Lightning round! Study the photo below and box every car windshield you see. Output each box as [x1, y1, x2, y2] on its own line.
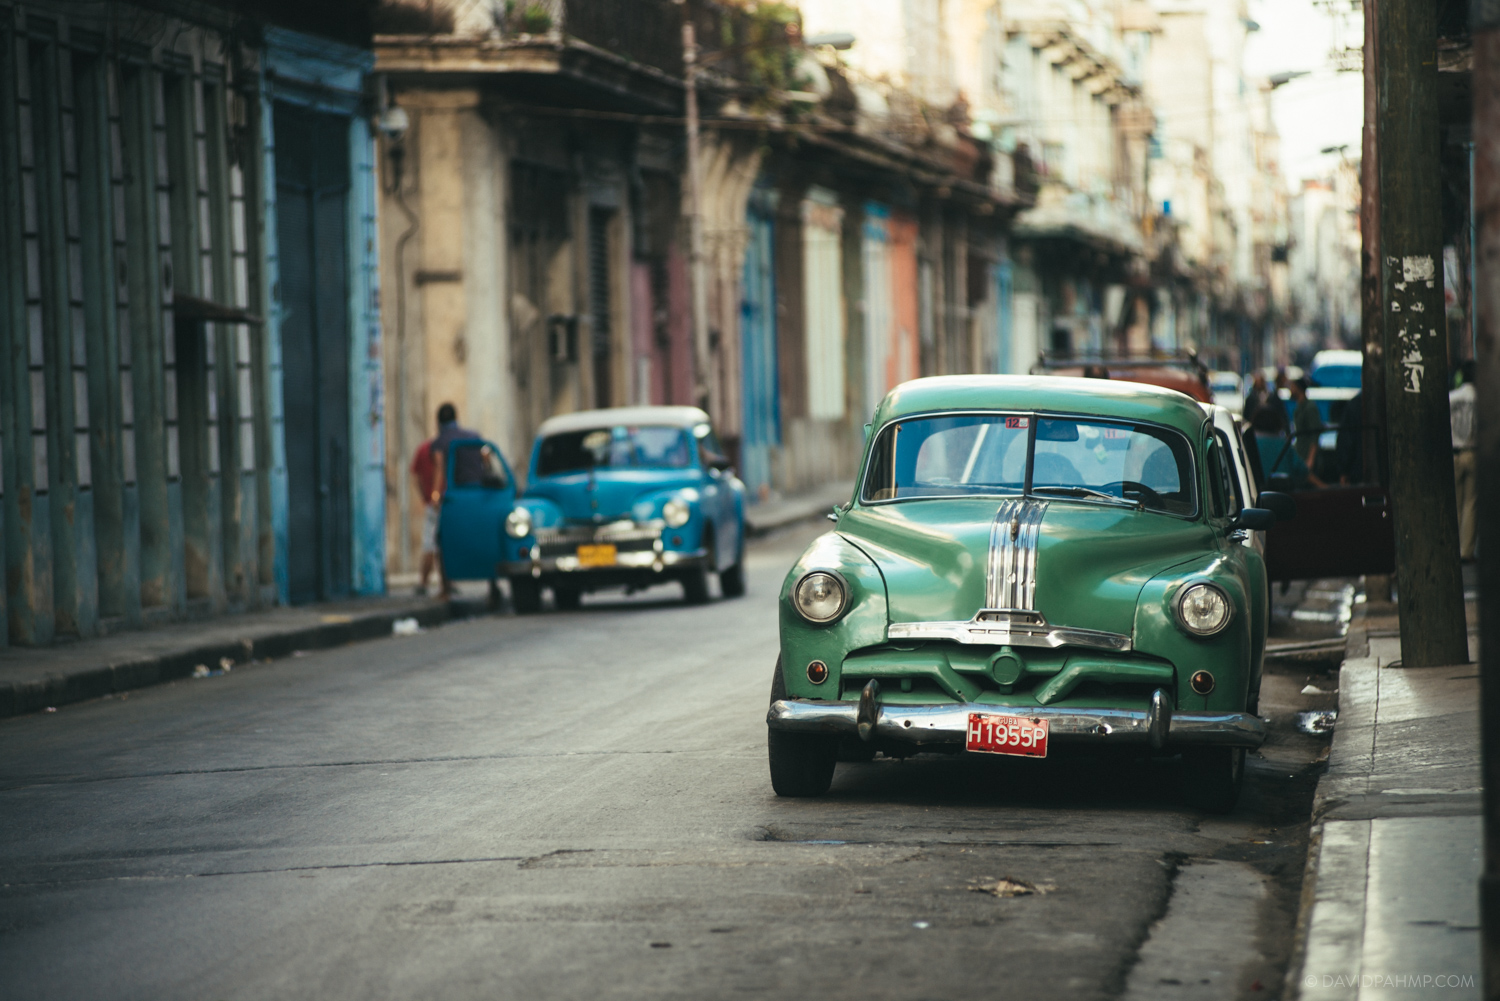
[537, 425, 693, 476]
[861, 413, 1197, 516]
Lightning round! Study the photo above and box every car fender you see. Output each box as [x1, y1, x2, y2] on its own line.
[1133, 552, 1253, 713]
[778, 532, 889, 700]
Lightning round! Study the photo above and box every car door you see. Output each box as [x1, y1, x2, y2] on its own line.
[438, 439, 517, 582]
[1264, 483, 1394, 581]
[1256, 408, 1396, 581]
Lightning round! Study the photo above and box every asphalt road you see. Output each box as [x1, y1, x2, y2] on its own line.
[0, 524, 1340, 1001]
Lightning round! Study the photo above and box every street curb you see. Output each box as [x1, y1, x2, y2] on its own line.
[0, 599, 482, 720]
[744, 482, 854, 537]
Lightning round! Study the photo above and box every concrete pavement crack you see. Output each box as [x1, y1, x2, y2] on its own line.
[1, 855, 530, 888]
[0, 749, 692, 790]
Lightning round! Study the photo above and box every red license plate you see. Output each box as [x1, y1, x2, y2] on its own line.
[966, 712, 1049, 757]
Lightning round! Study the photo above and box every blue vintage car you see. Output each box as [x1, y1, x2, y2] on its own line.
[501, 406, 748, 611]
[436, 438, 527, 604]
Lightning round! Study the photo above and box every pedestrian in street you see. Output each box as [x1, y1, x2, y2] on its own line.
[1289, 377, 1321, 471]
[1243, 371, 1272, 425]
[410, 429, 446, 597]
[1252, 404, 1323, 489]
[1451, 361, 1477, 561]
[429, 405, 485, 601]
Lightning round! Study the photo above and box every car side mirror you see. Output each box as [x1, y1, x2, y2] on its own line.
[1230, 507, 1276, 531]
[1256, 490, 1295, 522]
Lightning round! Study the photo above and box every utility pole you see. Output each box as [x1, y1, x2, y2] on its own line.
[1470, 1, 1500, 992]
[1359, 0, 1385, 489]
[1374, 0, 1468, 667]
[677, 0, 712, 412]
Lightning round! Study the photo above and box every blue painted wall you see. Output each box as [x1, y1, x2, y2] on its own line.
[259, 29, 385, 603]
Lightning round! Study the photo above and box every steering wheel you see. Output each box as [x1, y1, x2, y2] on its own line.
[1103, 480, 1164, 506]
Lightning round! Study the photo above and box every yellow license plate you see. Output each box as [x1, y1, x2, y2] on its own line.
[576, 544, 617, 567]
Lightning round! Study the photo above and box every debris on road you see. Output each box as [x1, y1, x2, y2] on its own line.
[193, 664, 210, 678]
[392, 617, 423, 636]
[1300, 684, 1332, 694]
[1296, 711, 1337, 734]
[969, 877, 1056, 898]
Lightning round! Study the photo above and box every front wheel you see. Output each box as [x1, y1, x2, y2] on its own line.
[768, 729, 838, 797]
[719, 554, 746, 598]
[510, 576, 542, 614]
[681, 567, 711, 604]
[1180, 746, 1246, 814]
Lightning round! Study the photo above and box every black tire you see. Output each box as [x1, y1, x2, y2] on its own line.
[487, 578, 502, 612]
[1181, 746, 1246, 814]
[719, 554, 746, 598]
[553, 585, 582, 611]
[769, 729, 838, 797]
[681, 567, 711, 604]
[510, 576, 542, 614]
[767, 658, 838, 796]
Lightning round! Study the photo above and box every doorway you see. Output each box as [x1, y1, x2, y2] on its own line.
[273, 103, 351, 604]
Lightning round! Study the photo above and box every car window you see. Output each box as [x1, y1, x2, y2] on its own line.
[1213, 431, 1244, 513]
[863, 415, 1029, 501]
[694, 423, 729, 469]
[1032, 418, 1195, 515]
[537, 425, 693, 476]
[861, 413, 1196, 516]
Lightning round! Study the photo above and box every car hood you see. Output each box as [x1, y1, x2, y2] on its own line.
[525, 468, 701, 523]
[838, 498, 1214, 635]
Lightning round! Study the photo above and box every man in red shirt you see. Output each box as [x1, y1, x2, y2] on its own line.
[409, 433, 445, 596]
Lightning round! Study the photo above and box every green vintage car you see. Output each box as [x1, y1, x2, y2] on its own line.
[767, 375, 1280, 812]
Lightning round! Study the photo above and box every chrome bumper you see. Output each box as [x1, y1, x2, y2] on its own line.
[498, 547, 707, 578]
[766, 697, 1266, 749]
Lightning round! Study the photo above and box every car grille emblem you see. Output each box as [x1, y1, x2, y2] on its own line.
[987, 498, 1047, 610]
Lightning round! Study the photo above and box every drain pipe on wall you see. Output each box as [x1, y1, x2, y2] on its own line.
[377, 78, 419, 575]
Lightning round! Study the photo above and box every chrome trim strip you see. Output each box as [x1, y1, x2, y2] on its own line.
[987, 498, 1047, 609]
[505, 549, 708, 575]
[886, 611, 1132, 652]
[767, 699, 1266, 748]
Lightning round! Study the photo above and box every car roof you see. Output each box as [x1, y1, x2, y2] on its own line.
[536, 405, 710, 437]
[1312, 349, 1363, 369]
[876, 375, 1210, 438]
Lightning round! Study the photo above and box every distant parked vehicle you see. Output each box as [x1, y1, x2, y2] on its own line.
[1031, 351, 1214, 403]
[503, 406, 747, 612]
[1209, 371, 1243, 413]
[1279, 350, 1362, 450]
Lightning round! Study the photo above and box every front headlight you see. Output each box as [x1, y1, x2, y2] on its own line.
[662, 497, 691, 528]
[1175, 582, 1232, 636]
[792, 570, 849, 624]
[505, 507, 533, 539]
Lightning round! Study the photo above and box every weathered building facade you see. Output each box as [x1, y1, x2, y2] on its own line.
[375, 0, 1031, 577]
[0, 1, 386, 647]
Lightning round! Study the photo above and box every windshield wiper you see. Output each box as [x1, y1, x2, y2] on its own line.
[1029, 485, 1143, 511]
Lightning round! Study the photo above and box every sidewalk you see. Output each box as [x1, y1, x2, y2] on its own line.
[1, 481, 849, 720]
[1290, 583, 1481, 999]
[744, 480, 853, 536]
[0, 590, 486, 720]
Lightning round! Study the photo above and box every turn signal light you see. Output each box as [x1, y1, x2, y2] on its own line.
[806, 660, 829, 684]
[1190, 670, 1215, 695]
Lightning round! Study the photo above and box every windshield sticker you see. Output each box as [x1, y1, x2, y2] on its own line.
[1005, 416, 1029, 429]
